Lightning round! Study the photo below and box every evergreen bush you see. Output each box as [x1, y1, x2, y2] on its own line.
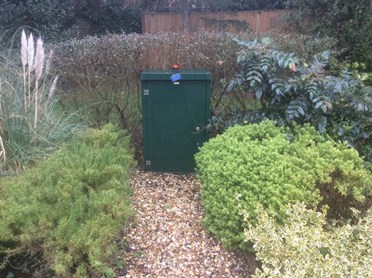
[285, 0, 372, 67]
[0, 124, 134, 277]
[0, 0, 141, 46]
[195, 121, 371, 249]
[219, 38, 372, 163]
[81, 0, 141, 35]
[0, 0, 78, 45]
[245, 203, 372, 277]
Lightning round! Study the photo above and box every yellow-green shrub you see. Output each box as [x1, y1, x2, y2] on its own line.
[195, 121, 371, 249]
[0, 124, 134, 277]
[245, 203, 372, 277]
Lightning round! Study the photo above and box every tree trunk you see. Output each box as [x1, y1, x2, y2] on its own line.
[180, 0, 189, 32]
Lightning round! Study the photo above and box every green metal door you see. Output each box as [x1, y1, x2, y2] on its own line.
[141, 70, 211, 173]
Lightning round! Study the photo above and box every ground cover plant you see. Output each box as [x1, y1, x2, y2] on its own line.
[245, 203, 372, 277]
[195, 121, 371, 249]
[0, 124, 134, 277]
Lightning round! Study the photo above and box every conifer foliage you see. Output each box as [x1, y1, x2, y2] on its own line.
[196, 121, 371, 249]
[0, 124, 134, 277]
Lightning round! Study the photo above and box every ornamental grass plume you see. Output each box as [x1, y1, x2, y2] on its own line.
[34, 36, 45, 127]
[20, 30, 46, 127]
[21, 30, 28, 107]
[45, 49, 53, 75]
[27, 33, 34, 105]
[21, 30, 28, 67]
[27, 33, 34, 69]
[46, 75, 59, 107]
[35, 37, 45, 80]
[0, 135, 5, 163]
[0, 81, 5, 163]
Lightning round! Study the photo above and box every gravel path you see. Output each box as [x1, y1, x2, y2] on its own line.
[120, 170, 258, 277]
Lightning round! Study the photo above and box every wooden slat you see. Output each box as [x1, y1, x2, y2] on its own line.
[75, 17, 92, 36]
[142, 10, 287, 34]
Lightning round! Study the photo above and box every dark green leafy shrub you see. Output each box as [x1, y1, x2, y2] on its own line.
[219, 38, 372, 163]
[0, 0, 78, 45]
[0, 124, 134, 277]
[285, 0, 372, 67]
[257, 32, 338, 60]
[81, 0, 141, 35]
[195, 121, 371, 249]
[0, 0, 141, 46]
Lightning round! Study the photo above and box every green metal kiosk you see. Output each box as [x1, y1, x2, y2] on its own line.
[141, 70, 212, 173]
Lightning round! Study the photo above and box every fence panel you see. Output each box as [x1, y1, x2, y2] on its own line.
[142, 10, 287, 34]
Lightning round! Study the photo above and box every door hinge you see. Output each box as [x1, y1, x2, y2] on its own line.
[143, 89, 150, 96]
[145, 160, 151, 166]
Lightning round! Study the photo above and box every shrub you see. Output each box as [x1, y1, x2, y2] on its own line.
[244, 203, 372, 277]
[256, 32, 338, 60]
[195, 121, 371, 249]
[51, 31, 250, 156]
[0, 124, 134, 277]
[285, 0, 372, 67]
[80, 0, 141, 35]
[52, 31, 248, 104]
[220, 38, 372, 161]
[0, 0, 78, 45]
[0, 0, 141, 46]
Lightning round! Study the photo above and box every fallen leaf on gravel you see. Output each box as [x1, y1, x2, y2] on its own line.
[118, 170, 258, 277]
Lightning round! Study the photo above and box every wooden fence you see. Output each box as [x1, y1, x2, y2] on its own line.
[141, 10, 287, 34]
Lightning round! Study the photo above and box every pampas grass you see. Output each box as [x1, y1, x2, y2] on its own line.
[34, 36, 45, 127]
[0, 135, 5, 163]
[21, 31, 46, 127]
[21, 30, 28, 108]
[0, 30, 84, 173]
